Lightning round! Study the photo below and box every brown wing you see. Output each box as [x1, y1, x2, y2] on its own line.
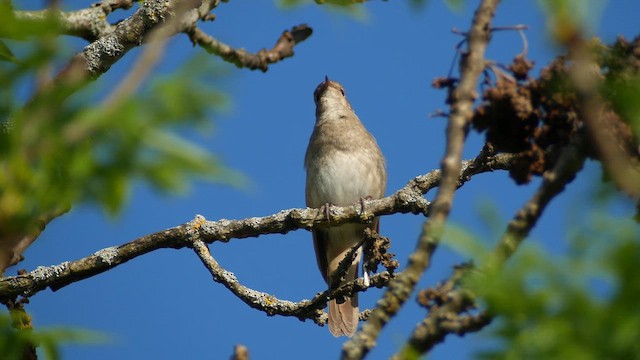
[312, 228, 329, 284]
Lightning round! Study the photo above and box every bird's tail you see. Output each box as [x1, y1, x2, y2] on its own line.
[328, 249, 360, 337]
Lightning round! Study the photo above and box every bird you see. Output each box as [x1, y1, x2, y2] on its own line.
[304, 77, 386, 337]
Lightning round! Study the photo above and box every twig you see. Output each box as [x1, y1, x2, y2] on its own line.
[517, 27, 528, 56]
[495, 133, 587, 259]
[341, 1, 501, 359]
[392, 287, 491, 359]
[192, 236, 393, 324]
[187, 24, 313, 72]
[394, 132, 586, 358]
[328, 239, 366, 293]
[491, 24, 528, 32]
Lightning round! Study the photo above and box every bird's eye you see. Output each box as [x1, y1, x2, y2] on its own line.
[340, 89, 345, 96]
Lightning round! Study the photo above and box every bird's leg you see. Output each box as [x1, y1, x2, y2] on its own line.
[358, 196, 372, 216]
[321, 202, 332, 225]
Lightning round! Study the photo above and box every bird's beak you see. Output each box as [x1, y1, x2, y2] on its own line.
[324, 75, 330, 83]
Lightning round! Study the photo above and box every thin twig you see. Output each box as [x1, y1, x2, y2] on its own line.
[394, 133, 586, 358]
[192, 236, 393, 324]
[187, 24, 313, 72]
[495, 135, 587, 260]
[392, 286, 491, 359]
[341, 1, 501, 358]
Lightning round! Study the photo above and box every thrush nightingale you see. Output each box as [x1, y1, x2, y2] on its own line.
[304, 77, 387, 337]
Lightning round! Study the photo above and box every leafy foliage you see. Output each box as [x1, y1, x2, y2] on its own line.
[276, 0, 368, 18]
[445, 202, 640, 359]
[0, 312, 106, 360]
[0, 28, 237, 242]
[0, 7, 240, 356]
[538, 0, 607, 43]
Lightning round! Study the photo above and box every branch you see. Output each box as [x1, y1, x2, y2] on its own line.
[494, 134, 587, 260]
[192, 238, 393, 324]
[1, 1, 195, 273]
[8, 0, 312, 102]
[0, 206, 70, 274]
[10, 0, 134, 41]
[58, 1, 197, 82]
[569, 41, 640, 198]
[13, 0, 188, 116]
[0, 152, 516, 301]
[187, 24, 313, 72]
[341, 1, 500, 358]
[395, 132, 587, 358]
[3, 0, 313, 271]
[392, 264, 492, 360]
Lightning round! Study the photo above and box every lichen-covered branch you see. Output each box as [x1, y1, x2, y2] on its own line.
[191, 238, 394, 324]
[30, 0, 310, 99]
[395, 132, 587, 359]
[187, 24, 313, 72]
[341, 1, 500, 359]
[11, 0, 134, 41]
[392, 264, 492, 360]
[60, 0, 196, 81]
[2, 0, 314, 274]
[0, 152, 515, 302]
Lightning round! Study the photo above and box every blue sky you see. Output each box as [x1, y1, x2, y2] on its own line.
[15, 1, 640, 359]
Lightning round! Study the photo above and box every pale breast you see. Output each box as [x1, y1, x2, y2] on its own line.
[306, 148, 384, 207]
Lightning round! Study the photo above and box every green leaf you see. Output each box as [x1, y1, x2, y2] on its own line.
[1, 47, 239, 234]
[465, 212, 640, 359]
[276, 0, 368, 19]
[0, 313, 108, 360]
[444, 0, 464, 12]
[0, 40, 18, 63]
